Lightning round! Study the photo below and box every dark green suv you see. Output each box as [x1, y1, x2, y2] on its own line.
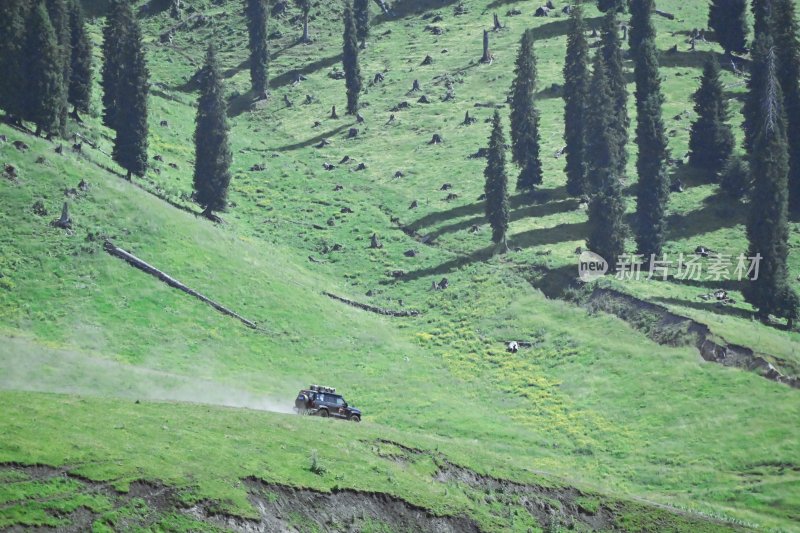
[294, 385, 362, 422]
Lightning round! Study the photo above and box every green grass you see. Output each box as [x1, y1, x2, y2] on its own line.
[1, 0, 800, 530]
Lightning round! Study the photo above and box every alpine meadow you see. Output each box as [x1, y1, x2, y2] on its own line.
[1, 0, 800, 531]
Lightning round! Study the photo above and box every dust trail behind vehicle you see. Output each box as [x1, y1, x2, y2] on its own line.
[0, 336, 297, 414]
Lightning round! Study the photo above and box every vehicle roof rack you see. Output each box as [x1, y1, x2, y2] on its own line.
[309, 384, 336, 393]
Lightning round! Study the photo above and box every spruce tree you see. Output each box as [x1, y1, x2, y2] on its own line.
[485, 111, 510, 251]
[246, 0, 269, 99]
[600, 9, 629, 178]
[0, 0, 29, 122]
[688, 57, 734, 174]
[744, 34, 773, 155]
[354, 0, 369, 49]
[101, 1, 127, 128]
[112, 11, 148, 179]
[46, 0, 71, 135]
[23, 1, 64, 137]
[563, 2, 591, 197]
[294, 0, 311, 43]
[67, 0, 92, 118]
[708, 0, 748, 55]
[752, 0, 773, 42]
[342, 0, 362, 115]
[194, 45, 232, 220]
[509, 30, 542, 191]
[586, 52, 626, 270]
[772, 0, 800, 213]
[631, 0, 669, 261]
[742, 45, 799, 323]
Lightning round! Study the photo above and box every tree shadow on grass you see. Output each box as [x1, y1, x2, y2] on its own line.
[373, 0, 460, 24]
[659, 49, 750, 73]
[384, 246, 495, 284]
[272, 124, 353, 152]
[649, 295, 755, 321]
[529, 16, 603, 41]
[666, 192, 745, 241]
[408, 185, 569, 232]
[269, 53, 343, 89]
[422, 198, 580, 241]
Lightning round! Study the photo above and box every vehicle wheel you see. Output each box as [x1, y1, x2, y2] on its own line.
[319, 409, 329, 418]
[349, 415, 360, 422]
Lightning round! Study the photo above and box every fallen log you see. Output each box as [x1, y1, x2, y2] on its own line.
[103, 240, 258, 329]
[654, 9, 675, 20]
[323, 291, 420, 317]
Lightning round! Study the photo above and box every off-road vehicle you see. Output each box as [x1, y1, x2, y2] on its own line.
[294, 385, 361, 422]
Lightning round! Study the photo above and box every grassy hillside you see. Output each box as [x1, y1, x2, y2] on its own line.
[1, 0, 799, 530]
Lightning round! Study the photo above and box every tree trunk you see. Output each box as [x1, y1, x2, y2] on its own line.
[302, 10, 310, 42]
[493, 13, 502, 31]
[126, 169, 132, 181]
[481, 30, 492, 63]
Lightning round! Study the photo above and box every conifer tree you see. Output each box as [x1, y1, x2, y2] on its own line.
[752, 0, 773, 42]
[485, 111, 510, 251]
[112, 11, 148, 179]
[0, 0, 29, 122]
[688, 57, 734, 174]
[101, 1, 128, 128]
[772, 0, 800, 213]
[246, 0, 269, 99]
[742, 45, 799, 323]
[509, 30, 542, 191]
[600, 9, 629, 178]
[67, 0, 92, 119]
[354, 0, 369, 49]
[46, 0, 71, 135]
[708, 0, 748, 55]
[342, 0, 362, 114]
[585, 52, 626, 270]
[294, 0, 311, 43]
[194, 44, 232, 220]
[563, 2, 591, 197]
[630, 0, 669, 261]
[744, 33, 773, 154]
[23, 1, 64, 137]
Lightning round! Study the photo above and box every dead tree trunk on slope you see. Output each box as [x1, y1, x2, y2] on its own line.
[481, 30, 493, 64]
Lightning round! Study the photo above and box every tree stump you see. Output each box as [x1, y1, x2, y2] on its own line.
[356, 113, 365, 123]
[283, 94, 293, 107]
[370, 233, 383, 248]
[463, 111, 476, 125]
[421, 55, 433, 65]
[373, 72, 385, 83]
[52, 202, 72, 229]
[481, 30, 493, 63]
[429, 134, 443, 144]
[493, 13, 502, 30]
[411, 79, 421, 91]
[330, 105, 339, 119]
[348, 128, 359, 138]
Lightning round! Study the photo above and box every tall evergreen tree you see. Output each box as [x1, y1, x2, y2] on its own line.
[563, 2, 591, 197]
[194, 45, 232, 220]
[509, 30, 542, 191]
[354, 0, 369, 48]
[342, 0, 362, 114]
[742, 45, 799, 323]
[630, 0, 669, 261]
[67, 0, 92, 118]
[744, 33, 773, 154]
[23, 1, 64, 136]
[752, 0, 773, 42]
[600, 9, 629, 178]
[46, 0, 70, 135]
[112, 11, 148, 179]
[0, 0, 30, 122]
[772, 0, 800, 213]
[708, 0, 748, 55]
[294, 0, 311, 43]
[485, 111, 510, 251]
[688, 57, 734, 173]
[245, 0, 269, 99]
[586, 52, 626, 270]
[101, 0, 128, 128]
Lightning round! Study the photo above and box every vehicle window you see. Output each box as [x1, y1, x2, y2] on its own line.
[317, 394, 325, 403]
[335, 397, 344, 406]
